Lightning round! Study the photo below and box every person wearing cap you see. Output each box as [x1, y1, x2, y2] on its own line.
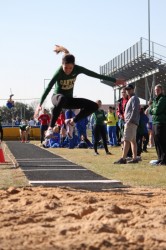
[114, 84, 140, 164]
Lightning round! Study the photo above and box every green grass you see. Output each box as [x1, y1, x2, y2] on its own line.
[0, 165, 29, 189]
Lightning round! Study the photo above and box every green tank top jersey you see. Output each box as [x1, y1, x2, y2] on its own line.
[40, 65, 116, 105]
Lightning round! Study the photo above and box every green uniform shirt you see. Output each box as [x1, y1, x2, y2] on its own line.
[40, 65, 116, 105]
[19, 124, 27, 131]
[93, 109, 107, 125]
[150, 94, 166, 124]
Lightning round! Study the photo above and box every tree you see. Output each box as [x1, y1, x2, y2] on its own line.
[0, 102, 35, 124]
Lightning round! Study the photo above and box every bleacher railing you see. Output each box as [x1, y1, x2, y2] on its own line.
[100, 37, 166, 76]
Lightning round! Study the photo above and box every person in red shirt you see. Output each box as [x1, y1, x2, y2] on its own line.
[56, 110, 65, 131]
[38, 109, 50, 144]
[116, 88, 129, 142]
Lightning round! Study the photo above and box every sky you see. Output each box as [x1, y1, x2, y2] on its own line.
[1, 0, 166, 109]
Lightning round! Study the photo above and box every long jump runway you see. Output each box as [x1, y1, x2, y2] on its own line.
[6, 141, 124, 191]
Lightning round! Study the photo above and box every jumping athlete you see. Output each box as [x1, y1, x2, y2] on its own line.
[35, 45, 125, 138]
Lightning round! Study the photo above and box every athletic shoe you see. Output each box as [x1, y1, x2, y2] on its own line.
[149, 160, 160, 166]
[136, 156, 142, 161]
[45, 128, 53, 139]
[106, 151, 112, 155]
[158, 162, 166, 166]
[94, 152, 99, 156]
[127, 158, 139, 164]
[65, 119, 74, 139]
[126, 157, 132, 161]
[114, 158, 126, 164]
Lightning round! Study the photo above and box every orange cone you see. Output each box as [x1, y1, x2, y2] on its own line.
[0, 142, 6, 163]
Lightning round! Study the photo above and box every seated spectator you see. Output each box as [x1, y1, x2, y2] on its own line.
[43, 126, 61, 148]
[77, 135, 93, 149]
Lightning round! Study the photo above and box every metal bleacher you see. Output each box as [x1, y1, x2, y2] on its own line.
[100, 37, 166, 102]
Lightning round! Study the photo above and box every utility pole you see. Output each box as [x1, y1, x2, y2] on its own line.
[148, 0, 151, 57]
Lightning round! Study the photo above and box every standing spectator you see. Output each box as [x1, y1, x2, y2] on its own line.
[89, 113, 95, 144]
[0, 111, 3, 142]
[29, 117, 36, 127]
[65, 109, 75, 139]
[19, 119, 30, 143]
[136, 107, 149, 156]
[56, 110, 66, 143]
[106, 106, 118, 146]
[91, 100, 111, 156]
[150, 84, 166, 165]
[116, 88, 129, 142]
[75, 111, 88, 140]
[75, 114, 92, 147]
[56, 110, 65, 131]
[38, 109, 50, 144]
[145, 100, 154, 147]
[116, 88, 132, 157]
[114, 84, 140, 164]
[15, 116, 21, 126]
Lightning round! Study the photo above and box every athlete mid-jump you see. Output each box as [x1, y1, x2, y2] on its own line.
[35, 45, 125, 138]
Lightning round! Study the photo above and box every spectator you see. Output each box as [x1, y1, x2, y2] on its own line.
[15, 117, 21, 126]
[19, 119, 30, 143]
[38, 109, 50, 144]
[116, 88, 129, 142]
[43, 126, 61, 148]
[145, 100, 154, 147]
[56, 110, 65, 131]
[91, 100, 112, 156]
[106, 106, 118, 146]
[65, 109, 75, 139]
[149, 84, 166, 166]
[75, 111, 88, 141]
[116, 88, 132, 157]
[89, 113, 95, 144]
[137, 107, 149, 156]
[29, 117, 36, 127]
[114, 84, 140, 164]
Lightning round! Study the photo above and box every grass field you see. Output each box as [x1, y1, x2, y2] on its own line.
[0, 141, 166, 189]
